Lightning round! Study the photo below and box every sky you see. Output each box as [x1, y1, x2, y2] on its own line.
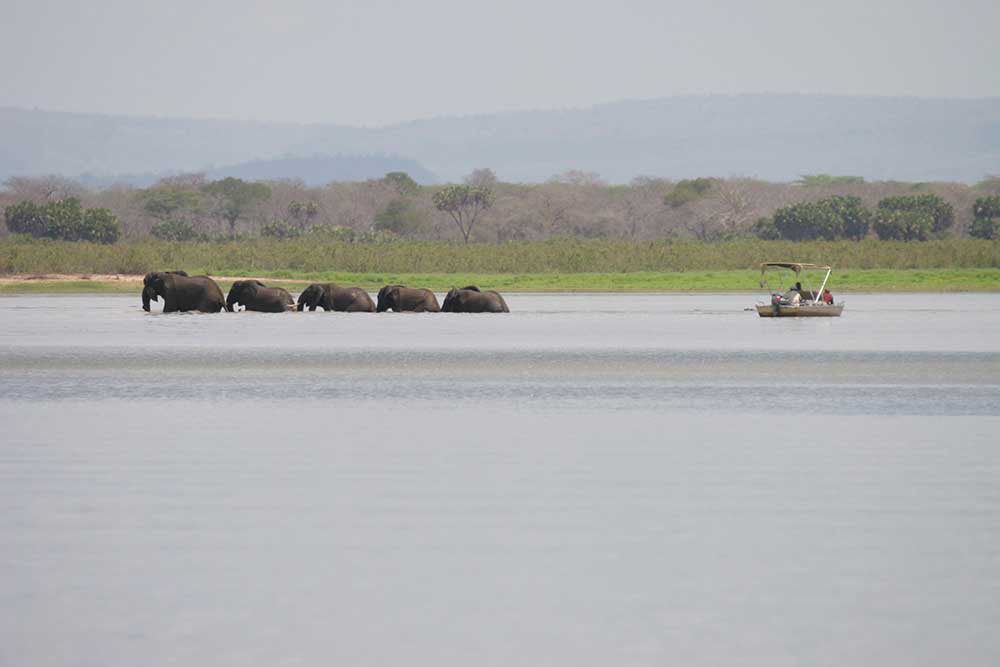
[2, 0, 998, 127]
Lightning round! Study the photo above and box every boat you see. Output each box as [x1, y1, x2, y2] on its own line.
[754, 262, 844, 317]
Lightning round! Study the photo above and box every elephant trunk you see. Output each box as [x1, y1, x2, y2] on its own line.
[141, 285, 157, 312]
[226, 293, 238, 312]
[296, 291, 310, 312]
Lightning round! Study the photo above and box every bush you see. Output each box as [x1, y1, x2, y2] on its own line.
[307, 224, 357, 242]
[3, 198, 120, 244]
[79, 208, 121, 244]
[749, 217, 780, 240]
[827, 195, 870, 240]
[877, 194, 954, 236]
[873, 209, 934, 241]
[766, 196, 869, 241]
[261, 221, 301, 240]
[4, 201, 47, 237]
[151, 219, 198, 241]
[663, 178, 715, 207]
[970, 196, 1000, 240]
[373, 198, 429, 235]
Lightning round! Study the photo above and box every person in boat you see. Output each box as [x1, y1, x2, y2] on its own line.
[822, 288, 834, 305]
[778, 281, 803, 305]
[780, 287, 801, 306]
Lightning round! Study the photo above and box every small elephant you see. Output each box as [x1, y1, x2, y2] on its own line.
[142, 271, 226, 313]
[226, 280, 295, 312]
[441, 286, 510, 313]
[297, 283, 375, 312]
[376, 285, 440, 312]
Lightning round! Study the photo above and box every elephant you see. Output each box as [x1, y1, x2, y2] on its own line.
[376, 285, 440, 312]
[441, 286, 510, 313]
[142, 271, 226, 313]
[297, 283, 375, 312]
[226, 280, 295, 312]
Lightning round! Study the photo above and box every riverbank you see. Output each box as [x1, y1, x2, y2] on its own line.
[2, 268, 999, 293]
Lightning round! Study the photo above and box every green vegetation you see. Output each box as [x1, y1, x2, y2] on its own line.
[766, 195, 870, 241]
[4, 198, 120, 244]
[201, 177, 271, 237]
[970, 196, 1000, 240]
[432, 184, 496, 243]
[876, 194, 955, 238]
[756, 193, 957, 242]
[663, 178, 715, 208]
[2, 237, 997, 275]
[4, 172, 997, 245]
[3, 269, 998, 294]
[1, 237, 998, 292]
[151, 219, 199, 241]
[794, 174, 865, 187]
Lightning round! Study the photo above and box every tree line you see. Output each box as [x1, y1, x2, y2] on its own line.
[2, 171, 999, 244]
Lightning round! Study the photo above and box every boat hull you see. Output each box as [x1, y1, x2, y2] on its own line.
[756, 303, 844, 318]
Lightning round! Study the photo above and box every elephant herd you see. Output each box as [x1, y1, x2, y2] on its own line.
[141, 271, 510, 314]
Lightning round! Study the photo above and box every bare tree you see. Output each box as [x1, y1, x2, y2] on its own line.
[3, 175, 85, 202]
[465, 168, 498, 190]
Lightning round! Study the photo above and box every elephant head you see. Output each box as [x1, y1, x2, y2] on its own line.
[142, 270, 190, 311]
[441, 286, 480, 312]
[142, 272, 168, 312]
[142, 271, 187, 313]
[297, 284, 325, 311]
[226, 280, 266, 312]
[441, 288, 459, 312]
[376, 285, 402, 312]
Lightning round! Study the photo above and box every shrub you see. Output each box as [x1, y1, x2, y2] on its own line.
[749, 217, 780, 240]
[767, 196, 869, 241]
[663, 178, 715, 207]
[970, 196, 1000, 240]
[5, 201, 47, 236]
[772, 201, 840, 240]
[151, 219, 197, 242]
[873, 209, 934, 241]
[308, 224, 357, 242]
[3, 199, 119, 244]
[79, 208, 121, 244]
[373, 198, 429, 235]
[826, 195, 870, 240]
[877, 194, 954, 236]
[261, 221, 301, 239]
[41, 198, 85, 241]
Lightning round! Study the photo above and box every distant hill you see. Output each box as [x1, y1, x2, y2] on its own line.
[76, 154, 440, 188]
[2, 95, 999, 184]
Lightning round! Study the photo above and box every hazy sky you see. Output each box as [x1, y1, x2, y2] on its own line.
[3, 0, 998, 126]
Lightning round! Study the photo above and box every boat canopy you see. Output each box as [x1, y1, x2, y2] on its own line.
[760, 262, 832, 274]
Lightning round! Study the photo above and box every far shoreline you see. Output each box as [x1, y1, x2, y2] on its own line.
[1, 269, 999, 294]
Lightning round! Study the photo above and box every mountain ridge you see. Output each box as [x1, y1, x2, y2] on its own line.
[2, 94, 998, 185]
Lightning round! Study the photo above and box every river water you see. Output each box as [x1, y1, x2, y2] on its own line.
[2, 293, 999, 666]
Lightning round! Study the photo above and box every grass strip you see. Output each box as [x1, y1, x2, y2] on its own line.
[2, 269, 999, 294]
